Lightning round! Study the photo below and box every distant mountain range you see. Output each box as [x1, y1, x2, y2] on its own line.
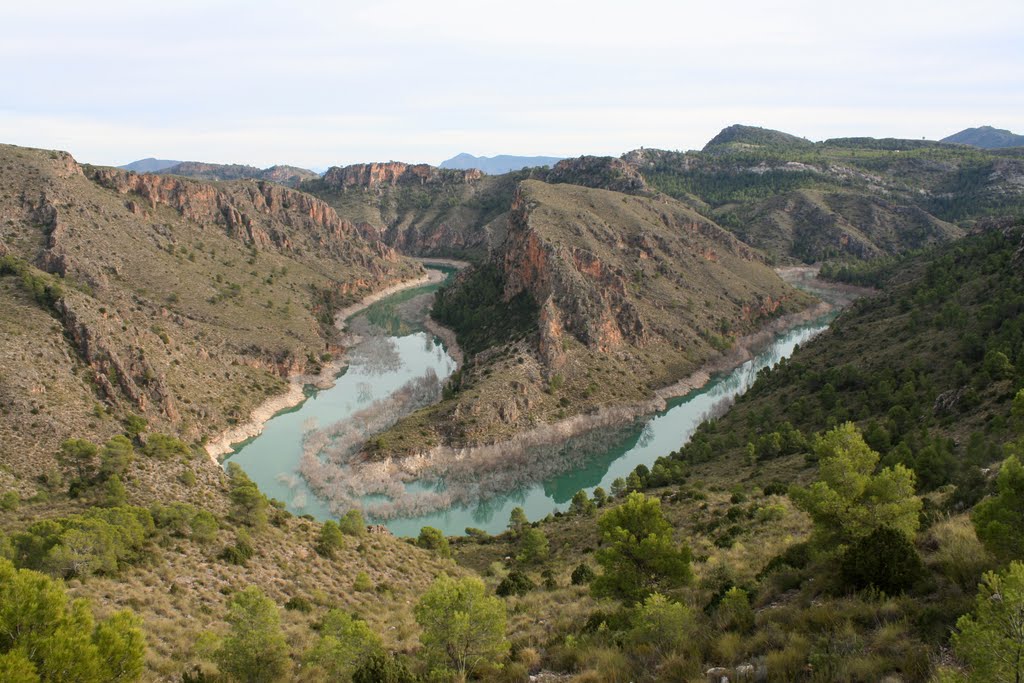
[941, 126, 1024, 149]
[439, 153, 562, 174]
[119, 158, 182, 173]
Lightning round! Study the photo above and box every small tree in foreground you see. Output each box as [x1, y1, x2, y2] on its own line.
[1012, 389, 1024, 430]
[316, 520, 345, 558]
[99, 435, 134, 481]
[226, 463, 269, 530]
[305, 609, 382, 680]
[507, 507, 528, 537]
[517, 528, 549, 565]
[714, 587, 755, 634]
[417, 526, 450, 558]
[628, 593, 698, 660]
[414, 575, 509, 679]
[570, 489, 595, 516]
[592, 492, 692, 604]
[953, 561, 1024, 683]
[0, 558, 145, 681]
[789, 422, 921, 549]
[339, 509, 367, 536]
[215, 586, 289, 683]
[102, 475, 127, 507]
[58, 438, 99, 487]
[973, 450, 1024, 562]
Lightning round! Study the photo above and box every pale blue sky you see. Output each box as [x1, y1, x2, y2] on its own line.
[1, 0, 1021, 168]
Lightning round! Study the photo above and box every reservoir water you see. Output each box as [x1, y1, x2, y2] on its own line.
[224, 271, 835, 537]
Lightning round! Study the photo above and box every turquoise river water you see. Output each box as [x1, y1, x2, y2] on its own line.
[224, 272, 835, 536]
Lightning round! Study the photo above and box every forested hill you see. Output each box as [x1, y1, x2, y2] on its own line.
[626, 127, 1024, 263]
[942, 125, 1024, 149]
[652, 221, 1024, 494]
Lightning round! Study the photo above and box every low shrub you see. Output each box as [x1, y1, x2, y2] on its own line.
[496, 569, 534, 597]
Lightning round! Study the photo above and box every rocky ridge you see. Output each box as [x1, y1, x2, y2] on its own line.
[320, 162, 483, 191]
[159, 161, 318, 187]
[0, 143, 419, 483]
[304, 162, 525, 261]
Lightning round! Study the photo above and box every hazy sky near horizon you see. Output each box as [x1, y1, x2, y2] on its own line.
[1, 0, 1022, 168]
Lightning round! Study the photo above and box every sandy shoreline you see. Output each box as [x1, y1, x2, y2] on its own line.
[416, 257, 468, 366]
[204, 269, 454, 463]
[333, 270, 440, 329]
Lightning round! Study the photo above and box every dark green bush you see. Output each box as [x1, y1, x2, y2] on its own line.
[496, 569, 535, 597]
[316, 520, 345, 558]
[284, 596, 313, 613]
[840, 526, 925, 594]
[352, 652, 416, 683]
[142, 433, 191, 460]
[416, 526, 450, 557]
[571, 563, 596, 585]
[218, 532, 255, 566]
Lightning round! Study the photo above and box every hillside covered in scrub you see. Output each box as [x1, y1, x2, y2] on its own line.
[366, 178, 816, 456]
[443, 221, 1024, 682]
[1, 134, 1024, 683]
[0, 142, 421, 496]
[156, 162, 319, 188]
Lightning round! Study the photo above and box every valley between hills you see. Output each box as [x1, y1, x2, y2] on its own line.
[2, 124, 1024, 682]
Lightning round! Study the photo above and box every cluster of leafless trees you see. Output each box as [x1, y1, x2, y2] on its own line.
[295, 370, 655, 519]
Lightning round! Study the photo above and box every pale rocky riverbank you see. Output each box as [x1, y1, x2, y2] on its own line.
[204, 270, 453, 463]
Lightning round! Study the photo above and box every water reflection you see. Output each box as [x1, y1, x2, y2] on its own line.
[380, 317, 833, 537]
[225, 269, 835, 537]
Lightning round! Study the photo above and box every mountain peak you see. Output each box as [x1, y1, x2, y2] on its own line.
[118, 157, 181, 173]
[941, 126, 1024, 149]
[703, 124, 813, 152]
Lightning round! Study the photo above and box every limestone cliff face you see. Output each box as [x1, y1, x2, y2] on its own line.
[501, 186, 646, 368]
[370, 216, 500, 258]
[321, 162, 483, 192]
[88, 168, 400, 272]
[306, 161, 516, 261]
[495, 179, 808, 374]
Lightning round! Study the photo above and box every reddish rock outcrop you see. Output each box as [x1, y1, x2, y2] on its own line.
[87, 168, 400, 270]
[321, 162, 483, 192]
[58, 296, 179, 421]
[501, 186, 647, 364]
[546, 156, 648, 194]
